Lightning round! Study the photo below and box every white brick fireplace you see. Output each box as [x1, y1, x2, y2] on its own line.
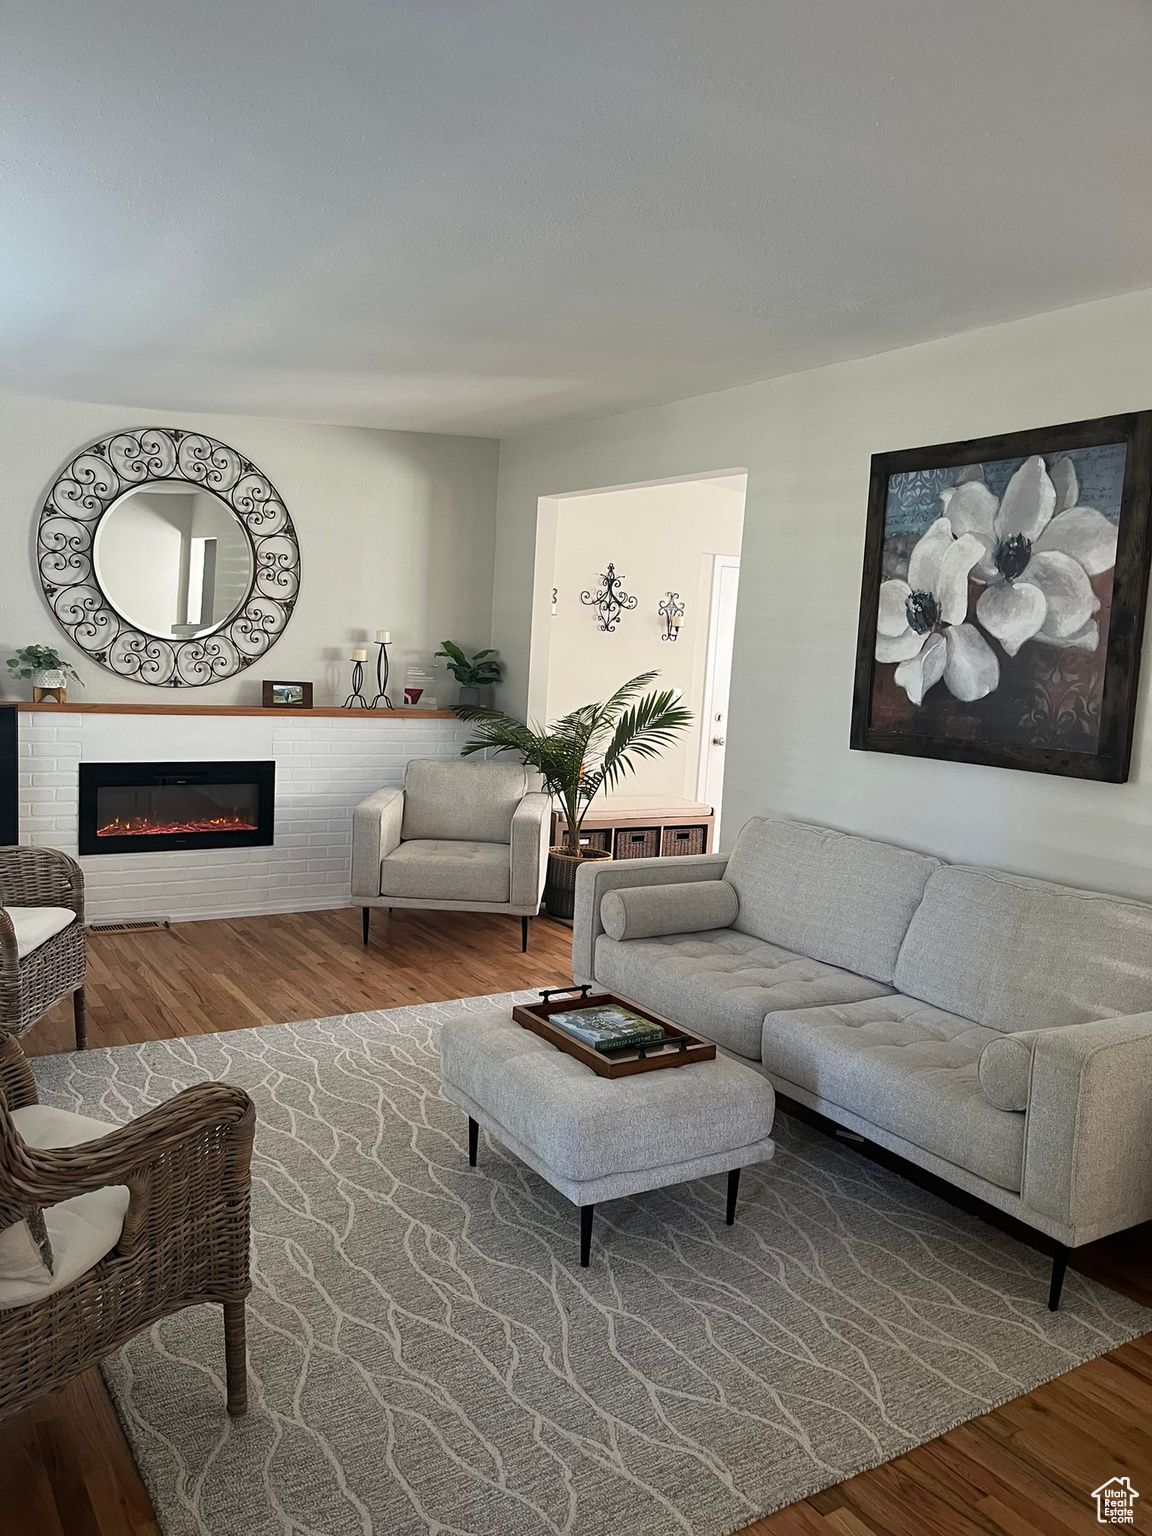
[18, 707, 472, 924]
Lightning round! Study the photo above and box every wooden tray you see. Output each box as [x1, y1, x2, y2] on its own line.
[512, 987, 717, 1078]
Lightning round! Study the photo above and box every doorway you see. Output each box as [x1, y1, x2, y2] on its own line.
[528, 471, 746, 825]
[696, 554, 740, 839]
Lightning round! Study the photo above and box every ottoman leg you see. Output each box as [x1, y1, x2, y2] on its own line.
[580, 1204, 595, 1267]
[726, 1167, 741, 1226]
[468, 1117, 479, 1166]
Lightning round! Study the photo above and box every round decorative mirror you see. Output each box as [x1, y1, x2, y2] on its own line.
[37, 428, 300, 687]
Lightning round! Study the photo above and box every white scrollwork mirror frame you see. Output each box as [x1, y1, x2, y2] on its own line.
[36, 427, 301, 687]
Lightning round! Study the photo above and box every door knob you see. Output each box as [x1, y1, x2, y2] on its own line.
[712, 736, 725, 745]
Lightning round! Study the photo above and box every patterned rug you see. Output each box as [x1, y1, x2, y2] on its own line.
[31, 994, 1149, 1536]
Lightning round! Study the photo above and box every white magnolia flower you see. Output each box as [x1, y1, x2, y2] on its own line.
[876, 518, 999, 705]
[941, 455, 1117, 656]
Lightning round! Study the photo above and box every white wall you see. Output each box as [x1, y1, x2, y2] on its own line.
[531, 479, 744, 798]
[493, 286, 1152, 902]
[0, 391, 499, 704]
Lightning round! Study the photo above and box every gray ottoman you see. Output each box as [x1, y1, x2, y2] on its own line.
[440, 1006, 776, 1266]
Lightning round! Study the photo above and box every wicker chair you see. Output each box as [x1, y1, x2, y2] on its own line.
[0, 1035, 255, 1421]
[0, 845, 87, 1049]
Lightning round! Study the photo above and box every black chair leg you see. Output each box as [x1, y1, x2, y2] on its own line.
[362, 907, 370, 946]
[521, 915, 529, 952]
[73, 986, 87, 1051]
[1048, 1244, 1069, 1311]
[580, 1204, 595, 1267]
[468, 1116, 479, 1167]
[726, 1167, 741, 1226]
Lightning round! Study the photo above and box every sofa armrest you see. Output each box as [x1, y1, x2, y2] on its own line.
[571, 852, 730, 983]
[510, 792, 551, 910]
[1018, 1012, 1152, 1246]
[351, 787, 404, 898]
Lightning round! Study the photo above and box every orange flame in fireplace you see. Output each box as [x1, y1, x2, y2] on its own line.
[97, 813, 258, 837]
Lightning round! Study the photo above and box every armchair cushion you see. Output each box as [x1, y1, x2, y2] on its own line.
[400, 759, 540, 844]
[600, 881, 739, 941]
[0, 1105, 129, 1310]
[378, 840, 510, 903]
[6, 907, 75, 960]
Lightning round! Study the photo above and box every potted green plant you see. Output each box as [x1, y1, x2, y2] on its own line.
[434, 641, 503, 707]
[458, 671, 692, 918]
[6, 645, 82, 704]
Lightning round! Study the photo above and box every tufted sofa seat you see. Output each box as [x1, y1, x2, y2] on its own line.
[572, 815, 1152, 1277]
[594, 930, 891, 1059]
[761, 996, 1022, 1190]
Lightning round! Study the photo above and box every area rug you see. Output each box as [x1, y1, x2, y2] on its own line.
[31, 993, 1149, 1536]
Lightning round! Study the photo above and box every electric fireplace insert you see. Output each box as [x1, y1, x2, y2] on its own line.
[79, 760, 275, 855]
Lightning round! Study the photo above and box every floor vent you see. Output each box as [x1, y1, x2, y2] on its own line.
[88, 919, 171, 933]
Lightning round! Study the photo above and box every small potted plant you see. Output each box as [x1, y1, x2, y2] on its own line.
[458, 671, 692, 918]
[6, 645, 82, 704]
[434, 641, 502, 707]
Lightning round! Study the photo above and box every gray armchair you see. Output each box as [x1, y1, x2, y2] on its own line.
[352, 760, 550, 950]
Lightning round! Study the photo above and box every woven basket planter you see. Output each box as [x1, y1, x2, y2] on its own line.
[543, 846, 611, 920]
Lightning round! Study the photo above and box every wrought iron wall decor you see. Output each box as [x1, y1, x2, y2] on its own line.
[658, 591, 685, 641]
[36, 427, 300, 687]
[580, 562, 638, 632]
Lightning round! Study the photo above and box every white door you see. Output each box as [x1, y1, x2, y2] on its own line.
[697, 555, 740, 839]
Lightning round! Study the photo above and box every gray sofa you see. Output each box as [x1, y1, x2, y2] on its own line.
[572, 817, 1152, 1307]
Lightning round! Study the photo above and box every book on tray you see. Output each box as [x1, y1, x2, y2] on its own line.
[550, 1003, 666, 1053]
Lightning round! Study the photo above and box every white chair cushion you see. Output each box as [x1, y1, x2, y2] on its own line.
[6, 906, 75, 959]
[0, 1105, 129, 1311]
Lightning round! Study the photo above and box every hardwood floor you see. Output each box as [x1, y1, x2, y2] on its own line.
[8, 906, 1151, 1536]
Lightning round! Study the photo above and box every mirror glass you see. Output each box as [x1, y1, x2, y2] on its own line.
[92, 481, 254, 640]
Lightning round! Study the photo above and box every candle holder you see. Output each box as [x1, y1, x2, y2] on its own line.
[659, 591, 685, 641]
[370, 638, 394, 709]
[344, 654, 369, 708]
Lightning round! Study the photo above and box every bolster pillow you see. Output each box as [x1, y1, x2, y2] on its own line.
[978, 1033, 1034, 1112]
[600, 880, 739, 941]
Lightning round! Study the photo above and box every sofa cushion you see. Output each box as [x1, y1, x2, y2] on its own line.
[6, 906, 75, 960]
[0, 1105, 130, 1311]
[600, 881, 739, 941]
[724, 819, 940, 985]
[761, 996, 1025, 1191]
[593, 928, 891, 1059]
[379, 840, 510, 903]
[401, 760, 535, 844]
[978, 1034, 1033, 1112]
[894, 865, 1152, 1034]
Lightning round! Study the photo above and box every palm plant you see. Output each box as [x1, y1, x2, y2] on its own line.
[458, 671, 693, 856]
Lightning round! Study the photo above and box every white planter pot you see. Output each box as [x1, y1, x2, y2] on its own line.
[31, 668, 68, 702]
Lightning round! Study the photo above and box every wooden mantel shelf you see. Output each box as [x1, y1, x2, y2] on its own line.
[15, 702, 460, 719]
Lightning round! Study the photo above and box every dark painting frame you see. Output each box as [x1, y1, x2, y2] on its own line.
[850, 412, 1152, 781]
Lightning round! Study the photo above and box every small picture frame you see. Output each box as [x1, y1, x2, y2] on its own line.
[263, 680, 313, 709]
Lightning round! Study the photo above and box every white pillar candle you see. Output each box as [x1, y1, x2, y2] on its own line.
[375, 630, 391, 643]
[351, 648, 368, 662]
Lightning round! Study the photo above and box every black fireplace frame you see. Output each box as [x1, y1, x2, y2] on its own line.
[79, 760, 276, 855]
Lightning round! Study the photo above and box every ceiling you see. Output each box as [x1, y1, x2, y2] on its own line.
[3, 1, 1152, 438]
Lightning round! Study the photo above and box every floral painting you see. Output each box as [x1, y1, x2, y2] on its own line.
[852, 415, 1152, 781]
